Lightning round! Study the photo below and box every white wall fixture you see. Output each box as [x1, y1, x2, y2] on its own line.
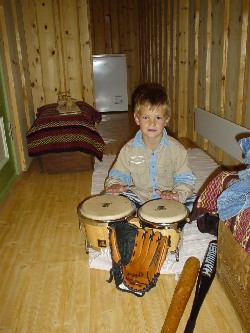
[195, 107, 250, 162]
[93, 54, 128, 112]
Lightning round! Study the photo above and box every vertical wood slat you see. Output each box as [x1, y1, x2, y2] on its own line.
[21, 0, 45, 109]
[158, 0, 162, 85]
[109, 0, 119, 53]
[166, 0, 173, 125]
[117, 0, 125, 52]
[193, 0, 200, 142]
[156, 0, 160, 83]
[216, 0, 228, 162]
[161, 0, 167, 87]
[11, 0, 34, 129]
[139, 0, 146, 81]
[170, 0, 178, 132]
[103, 0, 112, 53]
[202, 0, 214, 167]
[138, 0, 143, 81]
[57, 0, 82, 99]
[178, 0, 189, 137]
[236, 0, 249, 125]
[34, 0, 60, 102]
[225, 1, 243, 123]
[223, 0, 244, 165]
[139, 0, 146, 82]
[92, 0, 105, 55]
[77, 0, 94, 105]
[122, 1, 129, 91]
[151, 0, 155, 81]
[153, 0, 158, 82]
[123, 0, 129, 54]
[193, 0, 199, 109]
[204, 0, 212, 113]
[197, 1, 207, 111]
[147, 0, 153, 81]
[221, 0, 230, 119]
[52, 0, 66, 94]
[196, 1, 208, 149]
[166, 0, 171, 94]
[208, 0, 225, 161]
[128, 0, 140, 99]
[186, 0, 196, 141]
[242, 3, 250, 129]
[210, 0, 224, 117]
[146, 0, 150, 81]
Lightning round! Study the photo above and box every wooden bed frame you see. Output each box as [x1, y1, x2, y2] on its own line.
[217, 223, 250, 333]
[38, 151, 94, 173]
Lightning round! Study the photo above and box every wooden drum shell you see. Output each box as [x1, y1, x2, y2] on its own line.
[138, 199, 188, 254]
[78, 195, 136, 252]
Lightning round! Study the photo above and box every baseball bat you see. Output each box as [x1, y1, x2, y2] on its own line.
[184, 240, 217, 333]
[161, 256, 200, 333]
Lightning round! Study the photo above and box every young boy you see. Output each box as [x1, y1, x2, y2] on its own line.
[105, 83, 196, 208]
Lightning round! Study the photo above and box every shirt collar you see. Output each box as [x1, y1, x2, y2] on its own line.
[132, 128, 170, 148]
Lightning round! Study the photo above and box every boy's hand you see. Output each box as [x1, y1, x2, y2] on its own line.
[155, 189, 179, 201]
[105, 184, 129, 193]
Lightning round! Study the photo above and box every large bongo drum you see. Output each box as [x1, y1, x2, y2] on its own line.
[138, 199, 189, 261]
[77, 194, 136, 253]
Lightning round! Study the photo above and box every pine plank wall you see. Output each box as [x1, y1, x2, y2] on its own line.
[0, 0, 250, 171]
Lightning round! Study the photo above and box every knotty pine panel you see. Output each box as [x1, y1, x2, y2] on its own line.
[21, 0, 94, 111]
[89, 0, 140, 105]
[138, 0, 250, 166]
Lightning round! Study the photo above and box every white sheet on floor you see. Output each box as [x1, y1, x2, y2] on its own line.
[88, 148, 219, 275]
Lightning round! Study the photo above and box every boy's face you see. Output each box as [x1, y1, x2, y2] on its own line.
[134, 104, 169, 140]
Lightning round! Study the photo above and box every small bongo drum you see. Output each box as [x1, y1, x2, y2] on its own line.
[77, 194, 136, 253]
[138, 199, 188, 261]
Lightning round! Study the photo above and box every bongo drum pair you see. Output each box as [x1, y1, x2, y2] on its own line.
[77, 195, 189, 260]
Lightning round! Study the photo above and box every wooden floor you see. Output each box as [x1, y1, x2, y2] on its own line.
[0, 110, 244, 332]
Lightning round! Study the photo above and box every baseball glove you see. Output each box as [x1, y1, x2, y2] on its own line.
[107, 221, 169, 296]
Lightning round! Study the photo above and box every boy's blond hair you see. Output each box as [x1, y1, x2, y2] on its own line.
[133, 83, 171, 118]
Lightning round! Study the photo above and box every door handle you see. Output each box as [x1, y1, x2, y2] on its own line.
[8, 122, 14, 140]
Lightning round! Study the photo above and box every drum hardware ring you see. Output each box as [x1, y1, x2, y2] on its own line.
[168, 236, 171, 248]
[175, 247, 180, 261]
[177, 219, 189, 232]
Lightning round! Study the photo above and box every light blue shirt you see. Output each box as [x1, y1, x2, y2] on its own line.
[106, 129, 196, 203]
[217, 137, 250, 220]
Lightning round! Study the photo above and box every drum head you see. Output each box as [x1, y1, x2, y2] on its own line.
[79, 194, 136, 221]
[138, 199, 188, 224]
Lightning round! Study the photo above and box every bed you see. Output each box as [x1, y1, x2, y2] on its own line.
[26, 101, 105, 173]
[194, 107, 250, 333]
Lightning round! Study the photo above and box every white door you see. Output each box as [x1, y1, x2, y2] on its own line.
[0, 58, 17, 201]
